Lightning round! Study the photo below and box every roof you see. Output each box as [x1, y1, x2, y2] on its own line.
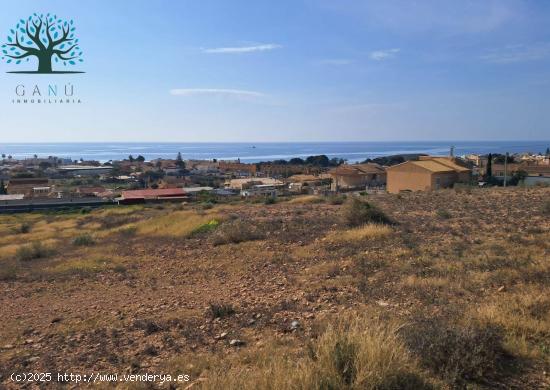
[418, 157, 470, 172]
[331, 163, 385, 176]
[77, 186, 107, 193]
[121, 188, 186, 199]
[8, 178, 49, 185]
[387, 157, 471, 174]
[181, 186, 214, 193]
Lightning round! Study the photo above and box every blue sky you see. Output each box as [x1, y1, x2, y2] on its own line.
[1, 0, 549, 142]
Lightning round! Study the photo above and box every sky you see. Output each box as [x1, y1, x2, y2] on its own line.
[0, 0, 549, 142]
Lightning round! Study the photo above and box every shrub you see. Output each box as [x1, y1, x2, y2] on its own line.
[16, 223, 31, 234]
[341, 198, 394, 227]
[133, 319, 162, 335]
[201, 202, 214, 210]
[264, 196, 276, 205]
[544, 200, 550, 215]
[328, 195, 346, 205]
[401, 319, 509, 385]
[209, 302, 235, 319]
[15, 242, 52, 262]
[212, 220, 263, 245]
[436, 209, 452, 219]
[119, 226, 137, 237]
[72, 234, 95, 246]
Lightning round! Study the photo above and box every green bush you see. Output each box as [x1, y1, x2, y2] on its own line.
[341, 198, 394, 227]
[72, 234, 95, 246]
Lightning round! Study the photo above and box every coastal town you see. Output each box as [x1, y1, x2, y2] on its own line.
[1, 148, 549, 212]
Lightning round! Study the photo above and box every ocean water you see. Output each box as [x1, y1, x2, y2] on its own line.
[0, 141, 548, 163]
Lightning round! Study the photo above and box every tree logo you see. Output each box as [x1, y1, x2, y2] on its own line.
[1, 13, 84, 74]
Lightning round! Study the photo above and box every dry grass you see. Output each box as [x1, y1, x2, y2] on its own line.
[197, 313, 431, 390]
[136, 210, 221, 237]
[327, 224, 393, 243]
[287, 195, 324, 204]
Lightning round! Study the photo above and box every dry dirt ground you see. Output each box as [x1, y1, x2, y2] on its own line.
[0, 187, 549, 389]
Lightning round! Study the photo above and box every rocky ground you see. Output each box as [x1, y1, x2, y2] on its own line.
[0, 187, 549, 389]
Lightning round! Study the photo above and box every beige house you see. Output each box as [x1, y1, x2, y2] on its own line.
[386, 157, 471, 193]
[330, 163, 386, 191]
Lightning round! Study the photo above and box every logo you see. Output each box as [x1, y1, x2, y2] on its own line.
[1, 13, 84, 74]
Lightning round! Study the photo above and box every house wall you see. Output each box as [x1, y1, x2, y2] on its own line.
[386, 164, 432, 193]
[431, 172, 457, 190]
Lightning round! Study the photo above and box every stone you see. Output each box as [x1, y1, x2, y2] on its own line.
[290, 320, 300, 330]
[229, 339, 245, 347]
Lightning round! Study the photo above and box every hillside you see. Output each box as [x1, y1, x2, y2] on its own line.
[1, 187, 549, 389]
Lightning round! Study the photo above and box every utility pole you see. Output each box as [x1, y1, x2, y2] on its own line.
[503, 152, 508, 187]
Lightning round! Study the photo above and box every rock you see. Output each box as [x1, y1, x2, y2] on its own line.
[376, 300, 390, 307]
[229, 339, 245, 347]
[290, 320, 300, 330]
[27, 356, 40, 363]
[247, 319, 256, 326]
[497, 286, 505, 292]
[50, 317, 62, 324]
[2, 344, 14, 350]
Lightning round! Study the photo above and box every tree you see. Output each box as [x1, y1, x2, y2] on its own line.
[486, 153, 492, 178]
[0, 180, 6, 194]
[128, 155, 134, 162]
[136, 155, 145, 163]
[1, 154, 5, 159]
[289, 157, 305, 165]
[546, 147, 550, 156]
[1, 13, 84, 74]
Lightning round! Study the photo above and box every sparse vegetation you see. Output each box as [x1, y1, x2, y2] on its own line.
[209, 302, 235, 319]
[341, 198, 394, 227]
[72, 233, 96, 246]
[435, 209, 452, 219]
[0, 187, 548, 388]
[327, 224, 392, 243]
[402, 319, 509, 386]
[15, 241, 52, 262]
[212, 220, 263, 245]
[191, 219, 220, 236]
[327, 194, 346, 205]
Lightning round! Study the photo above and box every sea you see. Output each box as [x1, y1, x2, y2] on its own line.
[1, 141, 548, 163]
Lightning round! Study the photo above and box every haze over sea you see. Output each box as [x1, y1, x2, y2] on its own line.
[1, 141, 548, 163]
